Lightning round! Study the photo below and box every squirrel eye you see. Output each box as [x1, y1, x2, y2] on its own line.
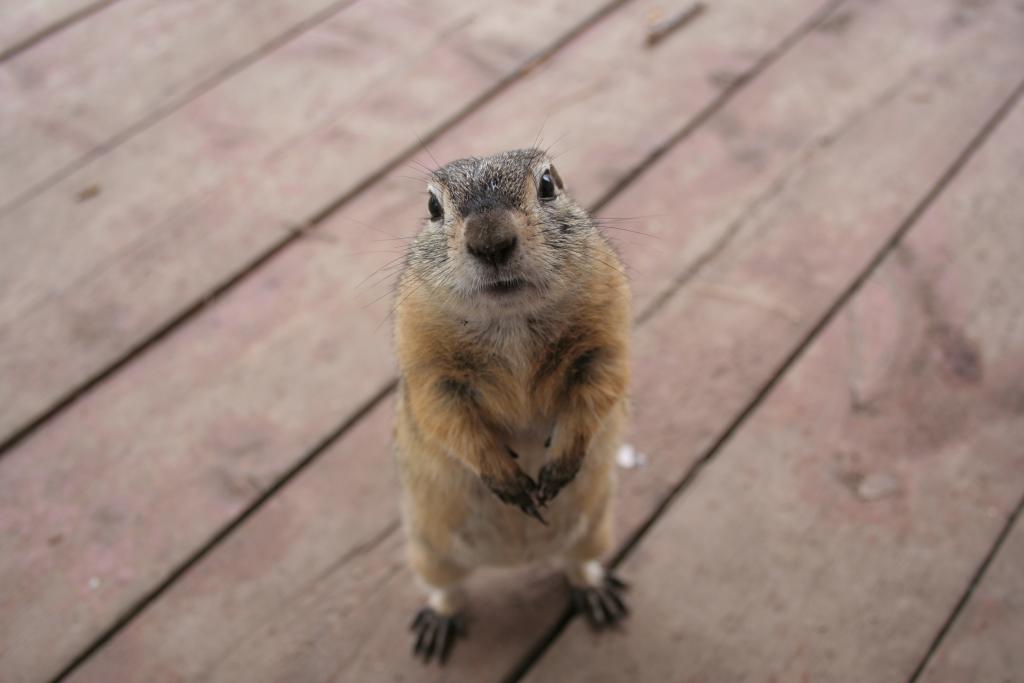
[538, 170, 556, 200]
[427, 192, 444, 220]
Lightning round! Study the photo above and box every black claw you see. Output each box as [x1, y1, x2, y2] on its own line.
[585, 590, 607, 627]
[570, 573, 630, 631]
[482, 470, 547, 525]
[436, 618, 454, 664]
[413, 622, 430, 656]
[410, 607, 466, 665]
[410, 606, 429, 630]
[521, 499, 549, 525]
[606, 575, 629, 591]
[536, 457, 581, 506]
[570, 587, 587, 612]
[605, 584, 629, 618]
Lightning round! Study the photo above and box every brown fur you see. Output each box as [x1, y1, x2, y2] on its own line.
[392, 149, 631, 639]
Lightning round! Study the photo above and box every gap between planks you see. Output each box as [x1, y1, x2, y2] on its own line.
[0, 0, 635, 459]
[0, 0, 120, 63]
[501, 76, 1024, 683]
[906, 491, 1024, 683]
[47, 0, 846, 679]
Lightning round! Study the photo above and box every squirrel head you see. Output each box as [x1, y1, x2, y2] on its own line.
[404, 148, 597, 318]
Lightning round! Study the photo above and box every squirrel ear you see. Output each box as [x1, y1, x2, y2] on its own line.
[549, 165, 564, 190]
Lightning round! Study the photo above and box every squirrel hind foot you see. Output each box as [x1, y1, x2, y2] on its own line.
[569, 573, 630, 630]
[410, 606, 467, 665]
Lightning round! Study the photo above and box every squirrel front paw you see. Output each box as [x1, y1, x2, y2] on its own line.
[536, 456, 582, 506]
[481, 466, 547, 525]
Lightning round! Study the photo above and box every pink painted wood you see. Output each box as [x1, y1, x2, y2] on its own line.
[0, 0, 844, 679]
[920, 517, 1024, 683]
[61, 2, 1024, 680]
[0, 0, 111, 59]
[0, 0, 359, 209]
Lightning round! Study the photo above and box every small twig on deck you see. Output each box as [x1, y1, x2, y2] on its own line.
[645, 2, 707, 47]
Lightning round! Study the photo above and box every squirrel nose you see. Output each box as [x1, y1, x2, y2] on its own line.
[467, 235, 517, 267]
[464, 212, 518, 267]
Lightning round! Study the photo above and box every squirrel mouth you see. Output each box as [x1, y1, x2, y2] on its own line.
[481, 278, 529, 295]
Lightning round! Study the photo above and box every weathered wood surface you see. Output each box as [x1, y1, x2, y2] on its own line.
[62, 1, 1024, 680]
[0, 0, 846, 679]
[0, 0, 617, 444]
[919, 513, 1024, 683]
[0, 0, 112, 60]
[0, 0, 362, 210]
[525, 76, 1024, 683]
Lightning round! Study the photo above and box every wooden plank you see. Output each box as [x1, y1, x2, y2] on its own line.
[0, 0, 847, 679]
[0, 0, 620, 445]
[919, 514, 1024, 683]
[0, 1, 112, 60]
[0, 0, 359, 209]
[61, 2, 1024, 680]
[524, 71, 1024, 683]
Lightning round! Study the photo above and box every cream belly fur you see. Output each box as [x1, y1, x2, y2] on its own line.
[396, 398, 624, 573]
[445, 416, 613, 569]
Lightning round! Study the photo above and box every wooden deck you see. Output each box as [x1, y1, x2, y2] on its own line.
[1, 1, 1022, 681]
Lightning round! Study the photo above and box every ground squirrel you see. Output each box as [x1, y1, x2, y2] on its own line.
[393, 148, 631, 664]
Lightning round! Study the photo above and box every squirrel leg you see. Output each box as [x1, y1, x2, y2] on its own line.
[562, 506, 629, 630]
[407, 541, 470, 665]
